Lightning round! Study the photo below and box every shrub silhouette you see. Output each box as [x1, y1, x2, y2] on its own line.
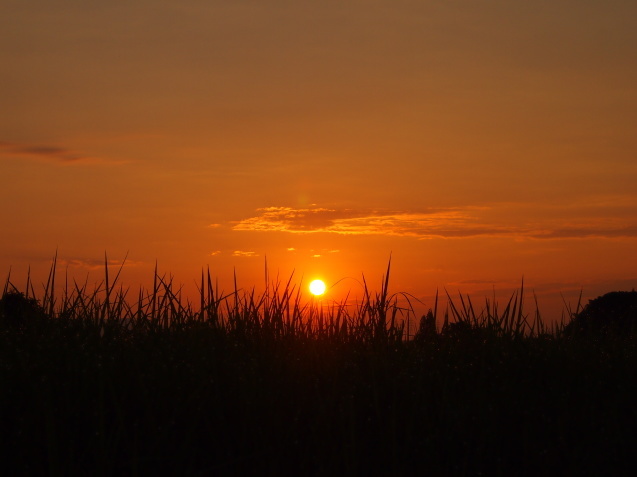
[0, 291, 47, 329]
[564, 290, 637, 336]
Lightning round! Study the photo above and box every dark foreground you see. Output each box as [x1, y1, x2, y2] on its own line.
[1, 287, 637, 476]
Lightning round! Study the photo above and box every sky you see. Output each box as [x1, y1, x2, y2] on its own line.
[2, 0, 636, 323]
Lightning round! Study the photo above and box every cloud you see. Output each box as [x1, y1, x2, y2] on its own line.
[528, 225, 637, 239]
[58, 257, 143, 270]
[232, 206, 511, 239]
[232, 250, 259, 257]
[232, 205, 637, 240]
[0, 141, 115, 164]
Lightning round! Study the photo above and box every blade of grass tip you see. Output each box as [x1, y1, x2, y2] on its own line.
[433, 288, 439, 322]
[206, 266, 214, 307]
[390, 298, 399, 330]
[61, 264, 69, 312]
[156, 273, 183, 326]
[50, 251, 57, 316]
[44, 250, 58, 316]
[43, 255, 52, 300]
[151, 261, 159, 321]
[382, 254, 392, 305]
[264, 254, 268, 302]
[136, 287, 144, 323]
[490, 285, 501, 327]
[378, 256, 392, 332]
[361, 273, 369, 298]
[24, 265, 31, 299]
[233, 267, 240, 318]
[361, 273, 371, 317]
[464, 293, 477, 325]
[406, 305, 410, 340]
[400, 291, 419, 333]
[205, 266, 210, 311]
[43, 254, 52, 310]
[444, 288, 460, 323]
[103, 251, 110, 321]
[463, 293, 475, 325]
[485, 296, 492, 327]
[110, 251, 129, 291]
[283, 270, 295, 299]
[501, 291, 515, 332]
[200, 268, 205, 321]
[457, 291, 468, 322]
[206, 266, 216, 322]
[532, 291, 543, 336]
[559, 292, 569, 319]
[293, 275, 304, 328]
[215, 277, 221, 318]
[29, 274, 36, 302]
[3, 266, 11, 296]
[575, 288, 583, 315]
[517, 276, 525, 328]
[508, 290, 519, 335]
[73, 275, 89, 313]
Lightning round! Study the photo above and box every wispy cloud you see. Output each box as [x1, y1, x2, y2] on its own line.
[232, 206, 514, 239]
[0, 141, 116, 164]
[58, 257, 143, 270]
[309, 249, 340, 258]
[528, 225, 637, 239]
[232, 205, 637, 240]
[232, 250, 259, 257]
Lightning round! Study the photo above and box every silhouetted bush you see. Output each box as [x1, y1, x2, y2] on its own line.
[0, 290, 47, 329]
[564, 290, 637, 336]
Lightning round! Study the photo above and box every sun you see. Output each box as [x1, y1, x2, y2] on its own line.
[309, 279, 326, 296]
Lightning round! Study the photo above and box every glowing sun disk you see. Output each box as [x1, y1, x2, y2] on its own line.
[309, 279, 326, 296]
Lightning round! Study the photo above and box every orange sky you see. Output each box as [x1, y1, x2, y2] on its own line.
[2, 1, 636, 322]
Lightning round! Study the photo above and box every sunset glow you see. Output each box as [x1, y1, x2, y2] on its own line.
[4, 4, 637, 476]
[1, 1, 636, 322]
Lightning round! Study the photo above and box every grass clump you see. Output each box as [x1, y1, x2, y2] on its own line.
[2, 257, 637, 476]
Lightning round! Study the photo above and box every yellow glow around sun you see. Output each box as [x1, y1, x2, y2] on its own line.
[309, 279, 326, 296]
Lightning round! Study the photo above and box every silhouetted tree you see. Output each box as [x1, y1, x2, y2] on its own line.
[564, 290, 637, 337]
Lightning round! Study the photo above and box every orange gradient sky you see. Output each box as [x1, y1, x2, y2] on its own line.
[2, 1, 636, 321]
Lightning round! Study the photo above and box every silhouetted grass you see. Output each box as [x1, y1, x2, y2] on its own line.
[1, 257, 636, 476]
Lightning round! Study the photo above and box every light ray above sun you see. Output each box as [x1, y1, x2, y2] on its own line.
[309, 279, 327, 296]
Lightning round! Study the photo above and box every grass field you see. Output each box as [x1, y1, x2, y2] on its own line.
[2, 259, 636, 476]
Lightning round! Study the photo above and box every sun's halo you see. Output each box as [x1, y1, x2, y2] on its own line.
[309, 279, 327, 296]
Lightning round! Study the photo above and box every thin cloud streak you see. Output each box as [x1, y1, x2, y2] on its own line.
[58, 258, 143, 270]
[232, 206, 637, 240]
[529, 226, 637, 240]
[232, 251, 259, 257]
[0, 141, 122, 165]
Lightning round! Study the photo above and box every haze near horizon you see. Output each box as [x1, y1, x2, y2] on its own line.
[2, 1, 636, 321]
